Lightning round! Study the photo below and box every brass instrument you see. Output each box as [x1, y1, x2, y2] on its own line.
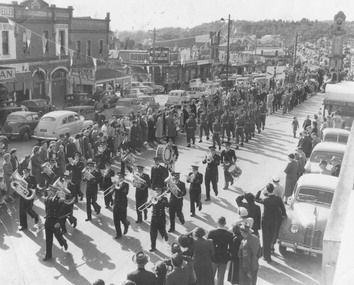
[132, 172, 147, 189]
[205, 154, 214, 163]
[82, 167, 94, 181]
[104, 176, 122, 197]
[187, 173, 196, 183]
[10, 170, 36, 200]
[53, 178, 75, 205]
[164, 176, 182, 199]
[42, 162, 54, 176]
[138, 191, 169, 212]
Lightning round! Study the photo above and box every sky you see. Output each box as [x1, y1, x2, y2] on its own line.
[6, 0, 354, 31]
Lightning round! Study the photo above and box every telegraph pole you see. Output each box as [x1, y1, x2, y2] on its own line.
[293, 33, 298, 72]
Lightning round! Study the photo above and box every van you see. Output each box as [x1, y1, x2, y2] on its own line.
[322, 128, 350, 144]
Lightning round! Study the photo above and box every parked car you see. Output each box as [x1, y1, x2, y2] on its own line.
[138, 95, 160, 111]
[304, 142, 346, 174]
[322, 128, 349, 144]
[126, 88, 145, 98]
[0, 111, 39, 140]
[165, 90, 190, 107]
[278, 174, 338, 257]
[32, 110, 93, 141]
[20, 99, 52, 114]
[0, 105, 28, 126]
[65, 93, 92, 107]
[189, 78, 202, 88]
[186, 86, 208, 101]
[132, 82, 154, 95]
[141, 82, 164, 94]
[64, 106, 96, 121]
[101, 98, 143, 119]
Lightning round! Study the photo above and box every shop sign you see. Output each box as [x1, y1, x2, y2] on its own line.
[0, 23, 14, 30]
[3, 63, 29, 74]
[130, 52, 149, 63]
[55, 24, 68, 30]
[0, 6, 14, 18]
[150, 47, 170, 64]
[0, 67, 15, 81]
[71, 68, 95, 81]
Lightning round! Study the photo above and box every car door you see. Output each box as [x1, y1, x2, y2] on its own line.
[29, 114, 39, 131]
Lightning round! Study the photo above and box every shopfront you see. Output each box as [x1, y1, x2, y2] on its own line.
[51, 67, 68, 107]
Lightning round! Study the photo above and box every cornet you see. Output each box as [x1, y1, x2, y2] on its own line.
[10, 170, 36, 200]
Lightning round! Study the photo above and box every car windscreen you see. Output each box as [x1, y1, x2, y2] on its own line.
[297, 187, 334, 206]
[40, 117, 56, 122]
[6, 115, 23, 122]
[310, 151, 343, 163]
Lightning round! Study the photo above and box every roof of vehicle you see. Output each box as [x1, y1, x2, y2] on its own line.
[66, 93, 89, 96]
[65, 106, 95, 110]
[312, 142, 347, 153]
[0, 106, 25, 110]
[118, 98, 140, 102]
[6, 111, 38, 117]
[138, 95, 154, 99]
[297, 173, 338, 191]
[21, 99, 47, 103]
[324, 81, 354, 104]
[169, 90, 186, 93]
[322, 128, 350, 136]
[42, 110, 78, 118]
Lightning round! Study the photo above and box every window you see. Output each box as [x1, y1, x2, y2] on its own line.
[99, 39, 104, 56]
[68, 115, 74, 122]
[86, 40, 91, 57]
[2, 31, 9, 55]
[76, 40, 81, 58]
[62, 117, 68, 124]
[42, 31, 49, 54]
[59, 30, 65, 55]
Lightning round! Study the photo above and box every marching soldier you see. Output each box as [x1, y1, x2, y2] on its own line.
[83, 159, 102, 221]
[259, 101, 267, 130]
[167, 172, 186, 233]
[43, 186, 68, 261]
[112, 173, 130, 239]
[149, 187, 169, 252]
[66, 152, 85, 202]
[185, 113, 197, 148]
[254, 105, 262, 134]
[206, 107, 214, 135]
[244, 111, 252, 142]
[186, 165, 203, 217]
[221, 110, 231, 143]
[100, 161, 115, 208]
[167, 138, 179, 173]
[135, 165, 151, 223]
[220, 142, 237, 189]
[19, 166, 39, 231]
[119, 132, 133, 174]
[212, 117, 221, 150]
[151, 156, 168, 190]
[235, 111, 245, 150]
[202, 146, 220, 201]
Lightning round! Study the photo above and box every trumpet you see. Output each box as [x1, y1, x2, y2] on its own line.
[10, 170, 36, 200]
[82, 168, 94, 181]
[52, 178, 75, 205]
[42, 162, 54, 176]
[104, 180, 123, 197]
[138, 191, 169, 212]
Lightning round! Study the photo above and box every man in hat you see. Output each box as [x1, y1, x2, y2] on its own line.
[238, 222, 262, 285]
[202, 146, 220, 201]
[18, 166, 39, 231]
[119, 132, 133, 174]
[127, 250, 157, 284]
[43, 185, 68, 261]
[271, 175, 284, 200]
[96, 142, 111, 170]
[185, 113, 197, 148]
[151, 156, 168, 190]
[186, 165, 203, 217]
[168, 172, 186, 233]
[83, 159, 102, 221]
[295, 147, 307, 177]
[330, 156, 341, 177]
[134, 165, 151, 223]
[149, 187, 169, 252]
[165, 253, 196, 285]
[66, 152, 85, 201]
[112, 173, 130, 239]
[100, 161, 115, 209]
[220, 142, 237, 189]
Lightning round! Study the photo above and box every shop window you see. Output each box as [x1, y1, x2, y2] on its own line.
[86, 40, 91, 57]
[59, 30, 65, 55]
[2, 31, 9, 55]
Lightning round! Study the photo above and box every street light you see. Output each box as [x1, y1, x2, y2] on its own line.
[221, 14, 231, 95]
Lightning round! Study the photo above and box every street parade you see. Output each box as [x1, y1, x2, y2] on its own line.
[0, 1, 354, 285]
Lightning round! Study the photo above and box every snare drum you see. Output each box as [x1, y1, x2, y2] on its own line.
[227, 164, 242, 178]
[156, 144, 173, 164]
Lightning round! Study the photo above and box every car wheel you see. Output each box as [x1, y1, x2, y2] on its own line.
[0, 140, 8, 154]
[279, 245, 288, 256]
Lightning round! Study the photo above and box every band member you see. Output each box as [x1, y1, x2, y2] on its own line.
[168, 172, 186, 233]
[43, 186, 68, 261]
[59, 172, 77, 233]
[96, 142, 111, 170]
[119, 132, 133, 174]
[212, 117, 221, 150]
[186, 165, 203, 217]
[149, 187, 169, 252]
[112, 173, 130, 239]
[135, 165, 151, 223]
[19, 166, 39, 231]
[202, 146, 220, 201]
[167, 138, 179, 173]
[100, 162, 115, 208]
[66, 152, 85, 201]
[185, 113, 197, 148]
[42, 158, 60, 188]
[83, 159, 102, 221]
[221, 142, 237, 189]
[151, 156, 168, 190]
[2, 153, 13, 202]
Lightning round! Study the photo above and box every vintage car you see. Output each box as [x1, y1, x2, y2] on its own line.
[304, 142, 346, 174]
[1, 111, 39, 140]
[32, 110, 93, 141]
[141, 82, 164, 94]
[165, 90, 190, 107]
[126, 88, 145, 98]
[65, 93, 93, 107]
[102, 98, 143, 119]
[278, 174, 338, 257]
[0, 135, 9, 154]
[20, 99, 52, 114]
[132, 82, 154, 95]
[64, 106, 97, 121]
[322, 128, 349, 144]
[186, 86, 209, 101]
[138, 95, 160, 111]
[0, 105, 28, 126]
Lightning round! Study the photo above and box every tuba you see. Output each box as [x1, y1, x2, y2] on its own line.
[10, 170, 36, 200]
[164, 176, 182, 198]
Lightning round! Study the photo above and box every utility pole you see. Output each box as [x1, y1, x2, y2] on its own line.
[293, 33, 298, 72]
[152, 28, 156, 83]
[226, 14, 231, 95]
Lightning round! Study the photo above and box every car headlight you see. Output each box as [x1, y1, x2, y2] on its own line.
[290, 224, 299, 234]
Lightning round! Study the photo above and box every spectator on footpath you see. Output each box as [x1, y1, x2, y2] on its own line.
[302, 115, 311, 130]
[291, 117, 299, 138]
[271, 175, 285, 200]
[236, 193, 261, 236]
[154, 261, 167, 285]
[227, 223, 242, 285]
[284, 153, 299, 203]
[127, 251, 157, 285]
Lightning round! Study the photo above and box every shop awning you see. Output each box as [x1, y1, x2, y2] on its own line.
[95, 68, 130, 84]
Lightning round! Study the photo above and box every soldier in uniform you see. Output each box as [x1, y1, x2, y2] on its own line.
[220, 110, 231, 143]
[244, 110, 252, 143]
[202, 146, 221, 201]
[235, 111, 245, 150]
[212, 117, 221, 150]
[100, 161, 115, 208]
[259, 101, 267, 130]
[149, 187, 169, 252]
[229, 110, 236, 140]
[66, 152, 85, 201]
[43, 186, 68, 261]
[112, 173, 130, 239]
[95, 142, 111, 170]
[19, 166, 39, 231]
[206, 108, 214, 135]
[167, 172, 186, 233]
[220, 142, 237, 189]
[83, 159, 102, 221]
[119, 132, 133, 174]
[186, 165, 203, 217]
[151, 157, 168, 190]
[135, 165, 151, 223]
[185, 113, 197, 148]
[199, 108, 209, 142]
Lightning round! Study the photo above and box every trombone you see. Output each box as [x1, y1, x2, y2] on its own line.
[138, 191, 169, 212]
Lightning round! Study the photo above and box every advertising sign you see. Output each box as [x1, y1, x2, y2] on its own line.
[0, 67, 15, 82]
[150, 47, 170, 64]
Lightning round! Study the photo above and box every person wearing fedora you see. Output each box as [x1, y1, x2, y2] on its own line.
[112, 173, 130, 239]
[202, 146, 220, 201]
[238, 222, 262, 285]
[186, 165, 203, 217]
[127, 251, 157, 285]
[19, 166, 39, 231]
[83, 159, 102, 221]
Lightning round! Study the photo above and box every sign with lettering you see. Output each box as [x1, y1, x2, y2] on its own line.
[3, 63, 29, 74]
[55, 24, 68, 30]
[0, 67, 15, 81]
[0, 6, 14, 18]
[0, 23, 14, 31]
[130, 52, 149, 63]
[71, 68, 95, 85]
[150, 47, 170, 64]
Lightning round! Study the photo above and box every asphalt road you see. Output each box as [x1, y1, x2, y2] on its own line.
[0, 93, 324, 285]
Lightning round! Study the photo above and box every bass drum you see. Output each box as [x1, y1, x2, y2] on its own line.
[228, 164, 242, 179]
[156, 144, 173, 164]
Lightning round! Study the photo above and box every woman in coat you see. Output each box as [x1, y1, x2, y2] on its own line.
[228, 224, 242, 285]
[192, 227, 214, 285]
[284, 153, 299, 202]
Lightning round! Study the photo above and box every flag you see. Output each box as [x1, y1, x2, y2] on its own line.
[41, 33, 47, 54]
[26, 29, 31, 53]
[8, 19, 15, 26]
[68, 49, 74, 68]
[313, 206, 318, 218]
[92, 57, 97, 71]
[56, 43, 61, 58]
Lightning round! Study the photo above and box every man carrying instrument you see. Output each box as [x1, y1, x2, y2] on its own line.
[43, 186, 68, 261]
[83, 159, 102, 221]
[112, 173, 130, 239]
[151, 156, 168, 190]
[220, 142, 237, 190]
[66, 152, 85, 202]
[19, 166, 39, 231]
[42, 158, 60, 189]
[135, 165, 151, 223]
[167, 138, 179, 173]
[149, 187, 169, 252]
[96, 142, 111, 170]
[186, 165, 203, 217]
[100, 161, 115, 209]
[167, 172, 186, 233]
[119, 132, 133, 175]
[202, 146, 221, 201]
